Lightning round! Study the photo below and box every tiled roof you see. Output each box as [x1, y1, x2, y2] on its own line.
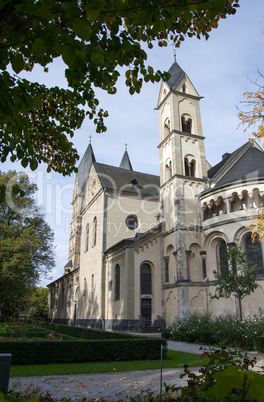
[94, 162, 160, 196]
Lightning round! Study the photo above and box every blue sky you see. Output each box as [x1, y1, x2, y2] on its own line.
[2, 0, 264, 286]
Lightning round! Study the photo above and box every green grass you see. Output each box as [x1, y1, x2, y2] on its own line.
[10, 350, 206, 377]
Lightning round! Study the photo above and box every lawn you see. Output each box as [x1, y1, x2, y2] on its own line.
[10, 350, 206, 377]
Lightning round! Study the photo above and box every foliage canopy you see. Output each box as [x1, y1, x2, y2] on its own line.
[0, 0, 239, 174]
[0, 171, 54, 318]
[239, 73, 264, 242]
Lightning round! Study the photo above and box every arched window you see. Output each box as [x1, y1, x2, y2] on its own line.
[216, 241, 228, 272]
[181, 115, 192, 133]
[85, 224, 89, 252]
[93, 217, 97, 246]
[245, 235, 264, 275]
[141, 263, 152, 295]
[114, 264, 120, 300]
[165, 160, 172, 181]
[184, 157, 196, 177]
[182, 83, 186, 93]
[164, 118, 170, 137]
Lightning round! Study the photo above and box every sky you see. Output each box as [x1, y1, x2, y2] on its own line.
[2, 0, 264, 286]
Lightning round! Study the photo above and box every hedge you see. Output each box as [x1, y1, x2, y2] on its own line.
[30, 320, 137, 340]
[0, 338, 167, 365]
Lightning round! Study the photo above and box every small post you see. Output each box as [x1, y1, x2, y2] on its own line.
[160, 344, 163, 397]
[0, 354, 12, 395]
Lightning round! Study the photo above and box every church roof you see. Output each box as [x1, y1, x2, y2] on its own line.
[119, 150, 133, 170]
[208, 142, 264, 187]
[94, 162, 160, 196]
[77, 143, 96, 194]
[166, 62, 185, 90]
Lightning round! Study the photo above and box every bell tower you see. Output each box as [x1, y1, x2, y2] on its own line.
[157, 61, 208, 319]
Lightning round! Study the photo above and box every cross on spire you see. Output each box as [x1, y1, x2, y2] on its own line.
[124, 142, 128, 150]
[173, 49, 176, 63]
[89, 134, 93, 143]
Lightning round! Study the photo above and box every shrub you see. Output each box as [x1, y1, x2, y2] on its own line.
[30, 320, 137, 340]
[0, 338, 166, 365]
[163, 312, 264, 350]
[164, 347, 264, 401]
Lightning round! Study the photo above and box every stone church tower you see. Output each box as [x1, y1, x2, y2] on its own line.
[157, 61, 208, 318]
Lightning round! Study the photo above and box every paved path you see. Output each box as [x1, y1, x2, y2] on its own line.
[8, 339, 263, 401]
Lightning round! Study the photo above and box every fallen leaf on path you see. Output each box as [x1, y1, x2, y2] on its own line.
[119, 377, 127, 381]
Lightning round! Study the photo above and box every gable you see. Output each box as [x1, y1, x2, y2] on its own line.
[81, 164, 102, 210]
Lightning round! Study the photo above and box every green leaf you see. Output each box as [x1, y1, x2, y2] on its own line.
[11, 54, 24, 74]
[62, 45, 76, 66]
[71, 19, 91, 41]
[32, 38, 47, 58]
[30, 159, 38, 171]
[21, 158, 28, 168]
[86, 9, 99, 23]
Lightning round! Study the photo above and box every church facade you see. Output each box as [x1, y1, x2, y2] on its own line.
[48, 62, 264, 330]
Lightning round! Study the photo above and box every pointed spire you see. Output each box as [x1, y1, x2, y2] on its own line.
[166, 61, 185, 90]
[119, 150, 133, 171]
[77, 142, 96, 193]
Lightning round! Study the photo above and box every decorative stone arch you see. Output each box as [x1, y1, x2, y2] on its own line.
[184, 154, 196, 177]
[190, 289, 205, 313]
[203, 232, 229, 279]
[164, 244, 176, 283]
[161, 102, 170, 140]
[165, 158, 172, 181]
[188, 243, 202, 282]
[228, 191, 240, 212]
[242, 284, 264, 316]
[165, 290, 178, 325]
[164, 117, 170, 138]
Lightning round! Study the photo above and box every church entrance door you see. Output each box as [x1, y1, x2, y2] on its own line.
[141, 298, 151, 326]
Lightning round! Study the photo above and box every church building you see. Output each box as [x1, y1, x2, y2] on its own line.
[48, 61, 264, 330]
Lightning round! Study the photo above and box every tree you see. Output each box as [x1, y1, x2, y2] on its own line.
[0, 0, 240, 175]
[238, 73, 264, 242]
[30, 287, 49, 319]
[0, 171, 54, 319]
[211, 244, 258, 321]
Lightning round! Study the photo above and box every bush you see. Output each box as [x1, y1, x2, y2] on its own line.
[0, 338, 166, 365]
[30, 320, 136, 340]
[162, 312, 264, 350]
